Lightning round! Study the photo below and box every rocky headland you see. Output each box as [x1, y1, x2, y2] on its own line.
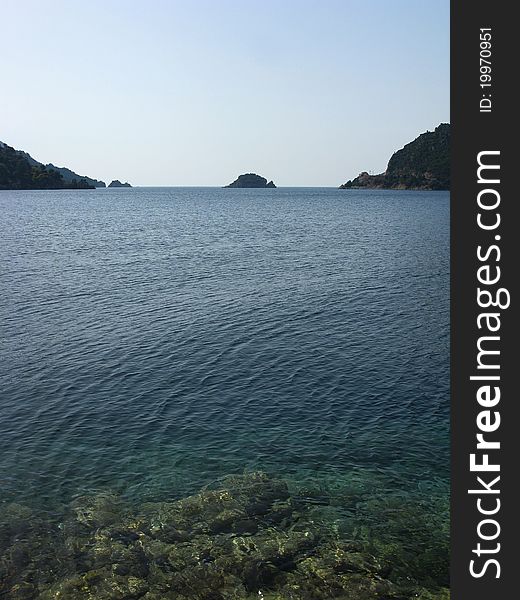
[0, 141, 133, 190]
[0, 142, 97, 190]
[340, 124, 450, 191]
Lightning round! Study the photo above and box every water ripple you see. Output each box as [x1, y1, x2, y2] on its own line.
[0, 187, 449, 513]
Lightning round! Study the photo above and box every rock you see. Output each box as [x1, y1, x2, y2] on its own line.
[39, 571, 149, 600]
[108, 180, 132, 188]
[70, 492, 125, 529]
[414, 589, 451, 600]
[0, 507, 70, 599]
[139, 472, 290, 539]
[225, 174, 277, 188]
[0, 473, 449, 599]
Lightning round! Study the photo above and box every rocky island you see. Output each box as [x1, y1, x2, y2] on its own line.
[108, 180, 132, 188]
[225, 173, 276, 188]
[340, 123, 450, 191]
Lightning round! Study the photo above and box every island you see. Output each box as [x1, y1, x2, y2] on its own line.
[340, 123, 450, 191]
[225, 173, 276, 188]
[108, 180, 132, 188]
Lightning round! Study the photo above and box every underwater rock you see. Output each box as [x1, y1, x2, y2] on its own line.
[414, 589, 451, 600]
[0, 472, 450, 600]
[350, 491, 450, 589]
[0, 503, 34, 552]
[138, 471, 291, 539]
[0, 515, 70, 599]
[70, 492, 125, 529]
[39, 570, 149, 599]
[280, 541, 400, 600]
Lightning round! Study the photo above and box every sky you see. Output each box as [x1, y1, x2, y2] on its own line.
[0, 0, 449, 186]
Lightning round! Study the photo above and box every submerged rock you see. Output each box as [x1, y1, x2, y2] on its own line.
[70, 492, 125, 529]
[415, 590, 451, 600]
[0, 473, 450, 600]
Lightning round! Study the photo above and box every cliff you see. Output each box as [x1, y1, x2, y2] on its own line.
[340, 123, 450, 191]
[225, 173, 276, 188]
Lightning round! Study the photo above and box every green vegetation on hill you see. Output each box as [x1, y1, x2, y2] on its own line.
[0, 142, 95, 190]
[46, 164, 106, 188]
[340, 124, 450, 191]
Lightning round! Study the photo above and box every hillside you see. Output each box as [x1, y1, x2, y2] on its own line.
[340, 124, 450, 190]
[46, 164, 105, 188]
[0, 142, 95, 190]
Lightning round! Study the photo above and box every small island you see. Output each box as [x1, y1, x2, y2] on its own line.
[225, 173, 276, 188]
[108, 180, 132, 188]
[340, 123, 450, 191]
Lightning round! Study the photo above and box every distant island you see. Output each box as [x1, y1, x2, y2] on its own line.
[340, 123, 450, 191]
[2, 129, 451, 192]
[225, 173, 276, 188]
[108, 180, 132, 188]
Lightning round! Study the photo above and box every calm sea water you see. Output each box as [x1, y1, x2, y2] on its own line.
[0, 186, 449, 500]
[0, 187, 449, 588]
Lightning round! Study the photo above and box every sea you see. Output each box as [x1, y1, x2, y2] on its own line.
[0, 187, 450, 597]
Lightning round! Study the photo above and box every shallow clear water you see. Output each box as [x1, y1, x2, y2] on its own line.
[0, 187, 449, 596]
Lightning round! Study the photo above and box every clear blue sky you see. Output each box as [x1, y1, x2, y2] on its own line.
[1, 0, 449, 186]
